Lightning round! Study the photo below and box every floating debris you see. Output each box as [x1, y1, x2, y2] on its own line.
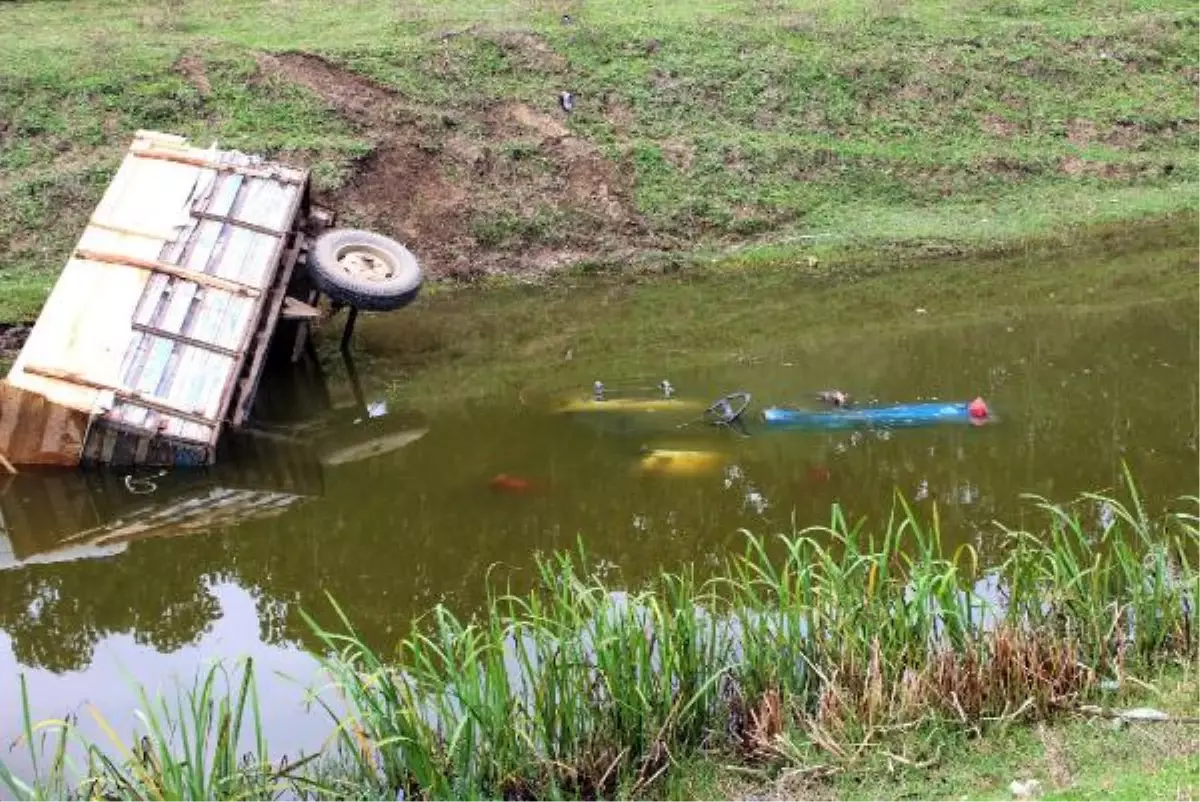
[639, 449, 722, 476]
[489, 474, 536, 494]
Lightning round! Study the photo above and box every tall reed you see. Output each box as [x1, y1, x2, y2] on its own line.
[0, 660, 306, 801]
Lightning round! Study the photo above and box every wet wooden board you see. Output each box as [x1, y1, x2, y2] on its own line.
[0, 382, 90, 467]
[1, 130, 310, 466]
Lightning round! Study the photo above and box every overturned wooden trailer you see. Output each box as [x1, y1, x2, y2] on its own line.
[0, 131, 422, 469]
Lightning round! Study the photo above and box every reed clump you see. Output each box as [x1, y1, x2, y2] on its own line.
[4, 475, 1196, 800]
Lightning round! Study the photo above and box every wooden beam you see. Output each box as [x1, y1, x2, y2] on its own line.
[131, 322, 239, 358]
[191, 210, 287, 238]
[128, 146, 306, 184]
[88, 217, 177, 241]
[75, 248, 261, 298]
[230, 234, 304, 428]
[22, 365, 218, 426]
[281, 296, 321, 320]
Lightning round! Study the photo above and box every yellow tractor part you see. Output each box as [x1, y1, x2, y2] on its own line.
[638, 449, 723, 476]
[558, 398, 706, 413]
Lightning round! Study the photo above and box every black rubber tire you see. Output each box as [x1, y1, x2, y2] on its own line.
[307, 228, 423, 312]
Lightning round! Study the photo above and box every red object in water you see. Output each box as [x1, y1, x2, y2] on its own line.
[968, 397, 989, 422]
[807, 464, 832, 483]
[490, 473, 535, 494]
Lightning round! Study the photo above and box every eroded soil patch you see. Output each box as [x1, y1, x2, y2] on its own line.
[258, 50, 649, 281]
[0, 323, 31, 357]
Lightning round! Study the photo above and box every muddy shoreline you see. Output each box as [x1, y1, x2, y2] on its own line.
[0, 323, 30, 359]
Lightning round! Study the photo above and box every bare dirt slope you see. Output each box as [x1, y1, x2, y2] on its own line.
[258, 50, 653, 281]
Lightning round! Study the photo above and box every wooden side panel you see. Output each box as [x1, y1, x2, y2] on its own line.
[80, 419, 211, 468]
[7, 256, 149, 412]
[0, 382, 90, 467]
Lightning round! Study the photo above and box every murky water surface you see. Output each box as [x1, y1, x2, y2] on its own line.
[1, 235, 1196, 763]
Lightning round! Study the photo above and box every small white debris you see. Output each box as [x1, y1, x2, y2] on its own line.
[743, 489, 769, 514]
[915, 307, 927, 315]
[559, 91, 575, 112]
[914, 479, 929, 501]
[1010, 778, 1041, 798]
[1120, 707, 1170, 722]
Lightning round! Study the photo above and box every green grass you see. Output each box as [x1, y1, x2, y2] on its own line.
[0, 0, 1197, 321]
[3, 474, 1196, 799]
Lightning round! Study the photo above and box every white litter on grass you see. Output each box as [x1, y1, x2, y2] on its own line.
[1120, 707, 1170, 722]
[1010, 778, 1042, 798]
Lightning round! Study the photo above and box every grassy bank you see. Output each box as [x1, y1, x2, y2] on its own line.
[1, 0, 1197, 321]
[3, 475, 1196, 800]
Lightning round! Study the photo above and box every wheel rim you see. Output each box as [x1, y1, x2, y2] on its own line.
[704, 392, 751, 425]
[336, 244, 397, 282]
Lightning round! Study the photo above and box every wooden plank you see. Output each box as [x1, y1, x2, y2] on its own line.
[7, 256, 151, 414]
[161, 215, 199, 265]
[134, 272, 172, 326]
[88, 217, 179, 241]
[205, 174, 245, 218]
[216, 295, 253, 351]
[195, 286, 241, 352]
[164, 345, 203, 418]
[167, 345, 233, 423]
[131, 322, 239, 358]
[182, 219, 226, 275]
[75, 249, 261, 297]
[23, 365, 217, 426]
[191, 210, 287, 238]
[234, 231, 279, 288]
[190, 166, 220, 213]
[238, 180, 292, 231]
[214, 227, 258, 284]
[129, 146, 306, 184]
[231, 233, 303, 427]
[281, 297, 321, 320]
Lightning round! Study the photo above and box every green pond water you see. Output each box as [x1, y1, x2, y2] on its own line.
[0, 224, 1196, 764]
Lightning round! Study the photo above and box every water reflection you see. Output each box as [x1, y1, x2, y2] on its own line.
[0, 581, 328, 781]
